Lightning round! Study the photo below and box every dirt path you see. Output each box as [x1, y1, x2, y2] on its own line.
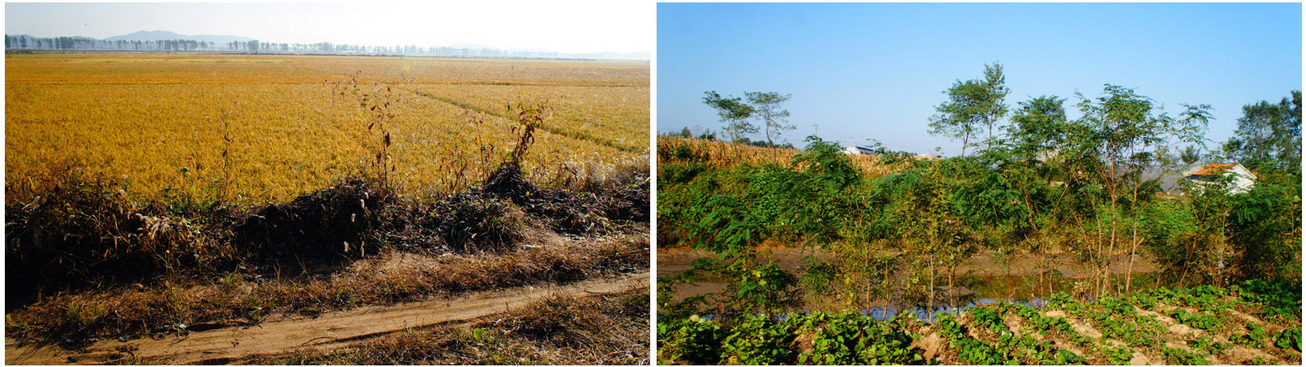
[5, 272, 649, 365]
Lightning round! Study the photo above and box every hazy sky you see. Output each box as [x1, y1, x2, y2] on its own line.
[5, 1, 652, 54]
[658, 3, 1303, 157]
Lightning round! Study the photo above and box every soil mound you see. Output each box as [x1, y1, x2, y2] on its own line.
[235, 177, 394, 262]
[483, 163, 537, 204]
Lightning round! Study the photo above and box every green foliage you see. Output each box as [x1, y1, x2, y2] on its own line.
[1162, 346, 1210, 365]
[1078, 296, 1168, 349]
[795, 312, 924, 365]
[1104, 345, 1135, 365]
[1274, 327, 1301, 351]
[1141, 199, 1203, 284]
[1004, 95, 1068, 163]
[744, 91, 796, 146]
[935, 313, 1018, 365]
[1187, 335, 1230, 355]
[1234, 278, 1302, 319]
[731, 261, 803, 316]
[658, 163, 707, 186]
[1223, 90, 1302, 172]
[657, 315, 725, 365]
[721, 314, 799, 364]
[1228, 173, 1303, 280]
[930, 62, 1010, 156]
[656, 283, 1299, 365]
[1167, 307, 1226, 331]
[703, 91, 758, 142]
[1231, 322, 1269, 348]
[701, 90, 795, 146]
[667, 76, 1301, 365]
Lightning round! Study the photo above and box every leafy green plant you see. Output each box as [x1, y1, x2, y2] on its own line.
[720, 314, 798, 364]
[1104, 345, 1134, 365]
[1162, 346, 1210, 365]
[1274, 327, 1301, 351]
[935, 313, 1017, 365]
[795, 313, 923, 365]
[657, 315, 725, 365]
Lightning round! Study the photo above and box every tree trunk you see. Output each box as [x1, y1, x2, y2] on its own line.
[1125, 221, 1139, 294]
[882, 261, 893, 319]
[864, 256, 872, 313]
[949, 266, 957, 315]
[986, 121, 994, 153]
[928, 259, 936, 322]
[961, 132, 969, 157]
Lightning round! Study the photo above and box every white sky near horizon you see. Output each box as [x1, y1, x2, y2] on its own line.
[4, 1, 652, 54]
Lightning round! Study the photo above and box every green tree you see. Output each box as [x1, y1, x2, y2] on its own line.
[1005, 95, 1068, 165]
[703, 91, 758, 142]
[744, 91, 796, 147]
[1223, 90, 1302, 172]
[929, 62, 1010, 157]
[703, 91, 796, 146]
[1181, 145, 1202, 166]
[1072, 84, 1210, 296]
[1228, 172, 1302, 280]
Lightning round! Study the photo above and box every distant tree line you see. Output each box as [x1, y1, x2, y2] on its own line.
[4, 34, 577, 58]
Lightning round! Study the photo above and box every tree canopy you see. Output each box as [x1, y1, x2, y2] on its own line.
[1223, 90, 1302, 172]
[929, 62, 1009, 157]
[702, 90, 794, 146]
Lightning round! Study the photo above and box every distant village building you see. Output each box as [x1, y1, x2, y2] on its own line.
[841, 145, 941, 161]
[1114, 163, 1257, 196]
[1182, 163, 1258, 194]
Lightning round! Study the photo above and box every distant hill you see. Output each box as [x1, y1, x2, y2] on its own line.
[105, 30, 254, 44]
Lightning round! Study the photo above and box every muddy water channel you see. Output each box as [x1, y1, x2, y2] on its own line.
[658, 246, 1162, 318]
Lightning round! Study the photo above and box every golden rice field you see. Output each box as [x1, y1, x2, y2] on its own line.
[5, 53, 650, 203]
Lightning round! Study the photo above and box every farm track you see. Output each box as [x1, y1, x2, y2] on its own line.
[4, 271, 649, 365]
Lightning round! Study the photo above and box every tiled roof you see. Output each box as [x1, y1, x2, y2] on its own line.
[1189, 164, 1237, 176]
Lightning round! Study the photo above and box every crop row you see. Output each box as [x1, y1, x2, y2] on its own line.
[657, 282, 1301, 365]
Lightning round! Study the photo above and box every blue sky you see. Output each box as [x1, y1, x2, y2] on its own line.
[657, 3, 1302, 157]
[5, 1, 651, 54]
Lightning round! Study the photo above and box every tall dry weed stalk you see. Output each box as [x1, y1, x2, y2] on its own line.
[218, 106, 235, 203]
[504, 97, 552, 169]
[335, 71, 402, 191]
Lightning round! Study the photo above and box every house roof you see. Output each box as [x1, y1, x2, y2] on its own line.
[1190, 164, 1235, 176]
[1186, 163, 1258, 180]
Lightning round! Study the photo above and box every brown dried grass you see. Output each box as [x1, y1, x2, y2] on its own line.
[5, 231, 648, 344]
[657, 136, 906, 179]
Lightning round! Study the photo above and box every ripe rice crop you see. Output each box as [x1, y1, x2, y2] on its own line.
[412, 84, 649, 153]
[5, 53, 649, 204]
